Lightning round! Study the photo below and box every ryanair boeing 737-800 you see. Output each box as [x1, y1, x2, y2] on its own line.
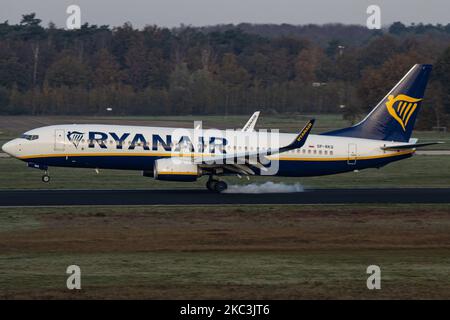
[1, 64, 441, 192]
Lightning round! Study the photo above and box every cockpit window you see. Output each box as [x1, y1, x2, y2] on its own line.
[20, 134, 39, 140]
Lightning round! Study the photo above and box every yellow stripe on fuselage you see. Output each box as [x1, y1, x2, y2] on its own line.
[278, 150, 414, 161]
[19, 152, 171, 159]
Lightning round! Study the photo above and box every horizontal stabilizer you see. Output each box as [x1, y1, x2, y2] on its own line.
[381, 141, 444, 150]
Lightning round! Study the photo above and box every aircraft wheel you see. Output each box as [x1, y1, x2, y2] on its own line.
[206, 179, 216, 191]
[42, 174, 50, 183]
[214, 181, 227, 193]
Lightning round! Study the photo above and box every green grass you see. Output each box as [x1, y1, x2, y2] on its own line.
[1, 154, 449, 189]
[1, 203, 449, 231]
[1, 250, 449, 299]
[0, 205, 448, 299]
[0, 209, 42, 232]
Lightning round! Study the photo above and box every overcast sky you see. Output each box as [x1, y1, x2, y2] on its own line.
[2, 0, 449, 28]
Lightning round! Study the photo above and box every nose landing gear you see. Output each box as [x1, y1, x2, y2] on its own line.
[206, 176, 227, 193]
[42, 171, 50, 183]
[27, 163, 50, 183]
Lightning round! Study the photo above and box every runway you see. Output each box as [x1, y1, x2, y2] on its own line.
[1, 188, 450, 206]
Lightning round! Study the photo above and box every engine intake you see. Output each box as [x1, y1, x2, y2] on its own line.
[153, 158, 200, 182]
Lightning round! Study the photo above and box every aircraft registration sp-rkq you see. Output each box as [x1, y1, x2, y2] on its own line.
[1, 64, 442, 192]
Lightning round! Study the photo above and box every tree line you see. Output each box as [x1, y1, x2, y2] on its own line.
[1, 13, 450, 129]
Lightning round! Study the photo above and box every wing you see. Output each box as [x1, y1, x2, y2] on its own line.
[195, 119, 315, 173]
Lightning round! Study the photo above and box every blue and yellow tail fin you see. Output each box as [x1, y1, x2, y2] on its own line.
[323, 64, 432, 142]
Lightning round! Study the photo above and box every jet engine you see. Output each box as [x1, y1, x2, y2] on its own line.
[153, 158, 200, 181]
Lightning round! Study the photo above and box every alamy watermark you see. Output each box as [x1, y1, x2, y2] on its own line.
[66, 5, 81, 30]
[66, 265, 81, 290]
[366, 5, 381, 29]
[366, 265, 381, 290]
[168, 121, 281, 175]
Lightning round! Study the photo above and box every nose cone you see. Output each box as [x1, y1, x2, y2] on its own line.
[2, 140, 18, 157]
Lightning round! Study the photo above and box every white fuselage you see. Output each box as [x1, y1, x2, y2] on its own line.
[2, 124, 414, 177]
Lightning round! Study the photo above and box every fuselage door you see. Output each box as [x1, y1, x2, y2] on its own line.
[347, 143, 357, 165]
[54, 129, 65, 151]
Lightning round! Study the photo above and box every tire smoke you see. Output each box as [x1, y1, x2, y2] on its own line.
[223, 181, 304, 193]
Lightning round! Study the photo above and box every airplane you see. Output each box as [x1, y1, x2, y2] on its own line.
[1, 64, 442, 193]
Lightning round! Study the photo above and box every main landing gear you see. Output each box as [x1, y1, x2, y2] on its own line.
[41, 171, 50, 183]
[206, 176, 227, 193]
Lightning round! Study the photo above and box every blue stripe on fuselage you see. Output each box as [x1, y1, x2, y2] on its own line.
[22, 153, 413, 177]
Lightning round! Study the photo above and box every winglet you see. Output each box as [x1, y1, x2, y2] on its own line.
[280, 119, 315, 153]
[242, 111, 260, 132]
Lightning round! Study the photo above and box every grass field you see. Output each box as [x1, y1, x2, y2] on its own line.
[0, 205, 449, 299]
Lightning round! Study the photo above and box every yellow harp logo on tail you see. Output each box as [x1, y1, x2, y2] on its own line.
[385, 94, 422, 131]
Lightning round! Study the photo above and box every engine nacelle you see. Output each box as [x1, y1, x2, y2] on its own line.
[153, 158, 200, 182]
